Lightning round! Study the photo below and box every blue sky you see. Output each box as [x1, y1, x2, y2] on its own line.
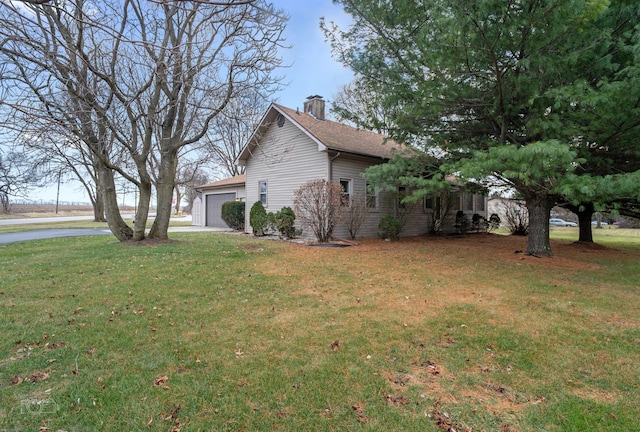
[271, 0, 353, 110]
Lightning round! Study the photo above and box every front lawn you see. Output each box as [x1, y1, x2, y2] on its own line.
[1, 233, 638, 431]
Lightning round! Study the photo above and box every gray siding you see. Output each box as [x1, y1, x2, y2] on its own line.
[330, 155, 431, 239]
[244, 118, 328, 232]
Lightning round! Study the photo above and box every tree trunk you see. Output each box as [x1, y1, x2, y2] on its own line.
[148, 148, 179, 239]
[98, 163, 133, 241]
[92, 192, 106, 222]
[174, 186, 182, 215]
[132, 179, 152, 241]
[524, 190, 553, 257]
[575, 203, 594, 243]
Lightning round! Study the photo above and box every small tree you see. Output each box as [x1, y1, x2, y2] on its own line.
[427, 192, 454, 234]
[345, 194, 367, 239]
[293, 179, 344, 243]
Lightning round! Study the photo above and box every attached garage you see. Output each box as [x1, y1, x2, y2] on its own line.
[206, 193, 236, 227]
[193, 174, 246, 228]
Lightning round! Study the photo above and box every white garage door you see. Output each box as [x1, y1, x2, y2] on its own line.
[206, 193, 236, 227]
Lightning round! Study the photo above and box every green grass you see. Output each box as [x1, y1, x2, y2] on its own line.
[550, 226, 640, 248]
[0, 232, 638, 431]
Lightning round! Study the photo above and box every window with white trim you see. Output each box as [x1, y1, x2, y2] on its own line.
[366, 182, 377, 209]
[340, 178, 351, 206]
[259, 180, 267, 206]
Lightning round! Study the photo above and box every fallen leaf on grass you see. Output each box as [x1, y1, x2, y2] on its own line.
[153, 375, 169, 386]
[11, 376, 23, 385]
[352, 403, 369, 423]
[30, 371, 50, 383]
[164, 403, 181, 421]
[385, 394, 409, 406]
[331, 340, 340, 351]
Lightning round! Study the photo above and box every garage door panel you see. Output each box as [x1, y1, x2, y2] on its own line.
[206, 193, 236, 227]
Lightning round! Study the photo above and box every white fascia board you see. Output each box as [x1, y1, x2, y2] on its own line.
[235, 103, 278, 167]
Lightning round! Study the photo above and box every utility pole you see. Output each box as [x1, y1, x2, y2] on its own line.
[55, 170, 61, 214]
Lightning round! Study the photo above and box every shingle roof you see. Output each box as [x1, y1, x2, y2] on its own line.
[197, 174, 246, 190]
[236, 103, 409, 165]
[274, 104, 405, 159]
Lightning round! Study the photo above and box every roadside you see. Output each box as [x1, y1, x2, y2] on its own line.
[0, 215, 97, 226]
[0, 214, 232, 244]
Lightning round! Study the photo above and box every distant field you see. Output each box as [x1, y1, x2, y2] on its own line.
[0, 204, 136, 219]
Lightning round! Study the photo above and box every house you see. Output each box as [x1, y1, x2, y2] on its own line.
[194, 95, 488, 238]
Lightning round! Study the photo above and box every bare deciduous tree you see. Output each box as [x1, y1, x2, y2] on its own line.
[0, 0, 287, 241]
[330, 78, 393, 135]
[0, 148, 38, 214]
[501, 200, 529, 236]
[344, 193, 367, 240]
[293, 179, 344, 243]
[203, 90, 271, 177]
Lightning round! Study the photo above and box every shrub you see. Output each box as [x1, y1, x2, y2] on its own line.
[488, 213, 501, 231]
[455, 210, 470, 233]
[501, 200, 529, 236]
[220, 201, 245, 230]
[471, 213, 487, 232]
[274, 206, 300, 239]
[249, 201, 269, 236]
[379, 215, 402, 240]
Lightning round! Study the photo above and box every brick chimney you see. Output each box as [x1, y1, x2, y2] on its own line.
[303, 95, 325, 121]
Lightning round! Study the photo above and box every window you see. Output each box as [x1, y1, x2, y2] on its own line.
[475, 194, 485, 212]
[463, 191, 474, 211]
[340, 178, 351, 206]
[366, 182, 377, 209]
[424, 196, 437, 210]
[397, 186, 407, 209]
[425, 195, 440, 211]
[259, 181, 267, 206]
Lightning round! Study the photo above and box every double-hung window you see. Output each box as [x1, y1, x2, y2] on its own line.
[366, 182, 377, 209]
[259, 181, 268, 206]
[340, 178, 351, 206]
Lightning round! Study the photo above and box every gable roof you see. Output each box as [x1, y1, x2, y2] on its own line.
[237, 103, 407, 165]
[196, 174, 246, 190]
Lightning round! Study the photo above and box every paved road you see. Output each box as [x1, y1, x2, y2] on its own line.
[0, 215, 96, 226]
[0, 215, 229, 244]
[0, 228, 113, 244]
